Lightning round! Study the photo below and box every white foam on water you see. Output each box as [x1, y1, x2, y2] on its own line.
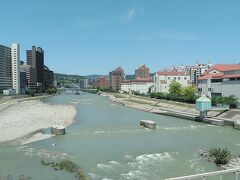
[109, 160, 121, 166]
[136, 152, 173, 163]
[124, 155, 133, 159]
[97, 163, 113, 170]
[89, 172, 102, 179]
[127, 152, 175, 171]
[121, 170, 147, 180]
[75, 128, 147, 136]
[162, 125, 204, 131]
[186, 150, 205, 173]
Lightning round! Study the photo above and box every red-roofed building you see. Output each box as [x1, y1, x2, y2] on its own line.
[151, 71, 191, 93]
[198, 64, 240, 99]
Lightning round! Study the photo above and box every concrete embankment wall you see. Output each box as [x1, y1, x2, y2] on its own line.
[109, 95, 238, 130]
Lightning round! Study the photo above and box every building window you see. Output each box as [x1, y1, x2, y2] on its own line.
[184, 77, 187, 80]
[178, 77, 180, 80]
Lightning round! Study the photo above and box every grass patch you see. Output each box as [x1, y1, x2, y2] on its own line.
[113, 94, 125, 98]
[41, 159, 87, 180]
[125, 99, 152, 105]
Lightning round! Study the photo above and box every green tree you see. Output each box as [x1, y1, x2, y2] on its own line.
[169, 80, 182, 96]
[182, 85, 197, 98]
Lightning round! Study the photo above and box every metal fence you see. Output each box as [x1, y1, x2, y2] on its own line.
[165, 168, 240, 180]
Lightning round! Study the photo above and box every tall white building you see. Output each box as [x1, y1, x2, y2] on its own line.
[11, 43, 20, 94]
[79, 79, 89, 89]
[186, 63, 213, 85]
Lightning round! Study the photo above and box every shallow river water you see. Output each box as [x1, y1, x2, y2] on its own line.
[0, 93, 240, 179]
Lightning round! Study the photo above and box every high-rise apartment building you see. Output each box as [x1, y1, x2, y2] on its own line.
[43, 65, 54, 90]
[0, 44, 12, 92]
[79, 79, 89, 89]
[135, 64, 150, 79]
[11, 43, 20, 94]
[96, 76, 109, 89]
[109, 66, 125, 91]
[20, 70, 27, 94]
[21, 63, 37, 90]
[26, 46, 44, 92]
[186, 63, 213, 85]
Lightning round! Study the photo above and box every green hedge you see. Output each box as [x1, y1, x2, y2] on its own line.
[150, 92, 198, 104]
[211, 95, 238, 108]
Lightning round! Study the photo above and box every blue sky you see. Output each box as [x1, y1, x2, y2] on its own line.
[1, 0, 240, 75]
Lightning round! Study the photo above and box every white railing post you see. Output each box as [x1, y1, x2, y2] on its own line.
[236, 171, 239, 180]
[219, 174, 222, 180]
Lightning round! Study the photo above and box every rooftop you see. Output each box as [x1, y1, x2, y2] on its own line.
[199, 64, 240, 80]
[157, 71, 189, 76]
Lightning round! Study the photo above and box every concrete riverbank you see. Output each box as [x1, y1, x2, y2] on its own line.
[103, 93, 239, 129]
[0, 97, 77, 144]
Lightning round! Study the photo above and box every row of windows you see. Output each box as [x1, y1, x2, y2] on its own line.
[167, 77, 187, 80]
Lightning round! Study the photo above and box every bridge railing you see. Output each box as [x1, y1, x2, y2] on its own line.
[165, 168, 240, 180]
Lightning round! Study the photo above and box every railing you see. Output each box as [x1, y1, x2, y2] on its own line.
[165, 168, 240, 180]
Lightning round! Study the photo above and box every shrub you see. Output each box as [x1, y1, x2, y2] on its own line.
[211, 95, 238, 108]
[46, 87, 57, 94]
[41, 159, 88, 179]
[209, 148, 231, 165]
[58, 160, 78, 172]
[150, 92, 198, 104]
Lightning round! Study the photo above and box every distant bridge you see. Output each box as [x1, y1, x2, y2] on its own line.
[57, 88, 98, 94]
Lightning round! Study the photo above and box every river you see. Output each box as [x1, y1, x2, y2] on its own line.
[0, 93, 240, 179]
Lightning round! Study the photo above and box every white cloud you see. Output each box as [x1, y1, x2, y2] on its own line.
[121, 7, 136, 23]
